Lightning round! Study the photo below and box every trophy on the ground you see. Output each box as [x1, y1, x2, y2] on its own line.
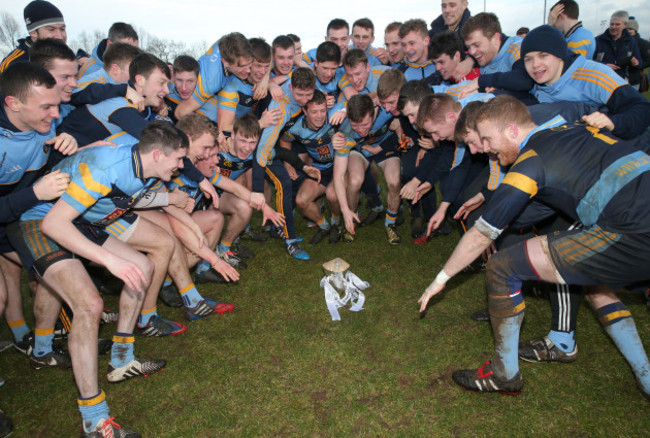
[320, 258, 368, 321]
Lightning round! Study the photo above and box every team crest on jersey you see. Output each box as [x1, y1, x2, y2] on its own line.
[220, 168, 232, 178]
[316, 145, 333, 162]
[43, 143, 50, 154]
[94, 208, 128, 226]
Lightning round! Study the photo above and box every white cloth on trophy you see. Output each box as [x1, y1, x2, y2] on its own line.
[320, 271, 369, 321]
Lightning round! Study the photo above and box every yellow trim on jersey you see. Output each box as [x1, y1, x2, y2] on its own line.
[586, 126, 618, 145]
[0, 49, 25, 73]
[259, 98, 290, 167]
[487, 159, 500, 190]
[512, 149, 538, 167]
[80, 163, 111, 195]
[105, 221, 128, 238]
[66, 181, 99, 208]
[501, 171, 538, 197]
[218, 90, 238, 99]
[571, 68, 619, 94]
[567, 40, 590, 48]
[507, 43, 521, 60]
[196, 74, 212, 102]
[266, 167, 289, 238]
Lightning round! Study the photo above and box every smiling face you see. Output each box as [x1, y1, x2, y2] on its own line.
[314, 60, 338, 84]
[523, 51, 564, 85]
[250, 59, 271, 84]
[290, 85, 315, 107]
[401, 31, 430, 65]
[273, 46, 295, 76]
[138, 67, 170, 108]
[48, 58, 78, 103]
[303, 101, 328, 130]
[155, 147, 187, 181]
[188, 131, 216, 162]
[195, 146, 220, 177]
[433, 52, 461, 80]
[6, 85, 61, 133]
[422, 116, 456, 142]
[465, 30, 501, 67]
[476, 119, 519, 166]
[402, 101, 419, 126]
[350, 112, 374, 137]
[609, 17, 625, 40]
[462, 128, 484, 154]
[384, 30, 404, 64]
[344, 62, 370, 92]
[225, 56, 253, 81]
[441, 0, 468, 29]
[379, 92, 400, 116]
[174, 70, 197, 101]
[232, 131, 259, 160]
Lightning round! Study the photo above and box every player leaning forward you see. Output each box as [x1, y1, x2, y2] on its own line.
[418, 95, 650, 400]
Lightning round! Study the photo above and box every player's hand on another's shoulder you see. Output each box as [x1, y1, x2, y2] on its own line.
[33, 169, 70, 201]
[47, 133, 78, 155]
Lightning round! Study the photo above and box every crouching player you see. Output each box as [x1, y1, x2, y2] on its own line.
[419, 96, 650, 400]
[170, 113, 285, 280]
[17, 122, 192, 437]
[279, 90, 343, 244]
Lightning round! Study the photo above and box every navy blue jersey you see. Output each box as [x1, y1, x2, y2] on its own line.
[480, 123, 650, 236]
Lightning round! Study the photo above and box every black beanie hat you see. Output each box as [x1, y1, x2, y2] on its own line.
[521, 25, 568, 61]
[24, 1, 65, 33]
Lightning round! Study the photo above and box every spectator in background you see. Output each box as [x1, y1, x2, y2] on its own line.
[547, 0, 595, 59]
[595, 10, 641, 84]
[516, 27, 529, 38]
[429, 0, 471, 38]
[626, 18, 650, 90]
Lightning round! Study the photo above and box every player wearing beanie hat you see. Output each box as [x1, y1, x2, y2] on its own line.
[0, 1, 66, 73]
[521, 25, 569, 63]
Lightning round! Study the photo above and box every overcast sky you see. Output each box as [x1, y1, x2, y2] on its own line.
[2, 0, 648, 55]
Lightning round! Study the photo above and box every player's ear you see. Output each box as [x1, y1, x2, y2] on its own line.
[507, 123, 518, 139]
[3, 95, 21, 112]
[152, 148, 162, 162]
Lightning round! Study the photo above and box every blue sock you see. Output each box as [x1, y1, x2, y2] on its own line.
[547, 330, 575, 353]
[492, 312, 524, 380]
[385, 210, 398, 227]
[33, 328, 54, 357]
[79, 390, 110, 433]
[137, 306, 157, 327]
[163, 276, 173, 288]
[195, 260, 211, 275]
[180, 284, 204, 308]
[331, 215, 340, 225]
[8, 319, 30, 343]
[598, 302, 650, 394]
[317, 218, 329, 230]
[110, 333, 135, 369]
[218, 240, 231, 254]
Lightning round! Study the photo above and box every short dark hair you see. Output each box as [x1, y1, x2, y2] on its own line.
[552, 0, 579, 19]
[475, 95, 533, 132]
[429, 33, 465, 60]
[347, 94, 374, 123]
[272, 35, 294, 54]
[103, 42, 143, 71]
[462, 12, 502, 41]
[327, 18, 349, 34]
[249, 37, 272, 63]
[342, 48, 368, 69]
[316, 41, 341, 64]
[286, 33, 300, 43]
[29, 38, 75, 70]
[233, 113, 261, 138]
[218, 32, 253, 65]
[172, 55, 199, 75]
[138, 121, 188, 154]
[290, 67, 316, 90]
[129, 53, 171, 82]
[455, 100, 485, 140]
[377, 69, 406, 100]
[108, 22, 138, 42]
[0, 62, 56, 103]
[516, 27, 529, 36]
[353, 18, 374, 35]
[398, 80, 433, 111]
[305, 89, 327, 110]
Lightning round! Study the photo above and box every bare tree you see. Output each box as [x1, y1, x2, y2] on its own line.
[0, 11, 21, 55]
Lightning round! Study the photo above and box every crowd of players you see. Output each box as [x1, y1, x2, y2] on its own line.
[1, 0, 650, 436]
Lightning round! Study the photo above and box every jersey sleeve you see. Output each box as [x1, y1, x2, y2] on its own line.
[479, 150, 544, 235]
[61, 162, 113, 214]
[217, 85, 240, 113]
